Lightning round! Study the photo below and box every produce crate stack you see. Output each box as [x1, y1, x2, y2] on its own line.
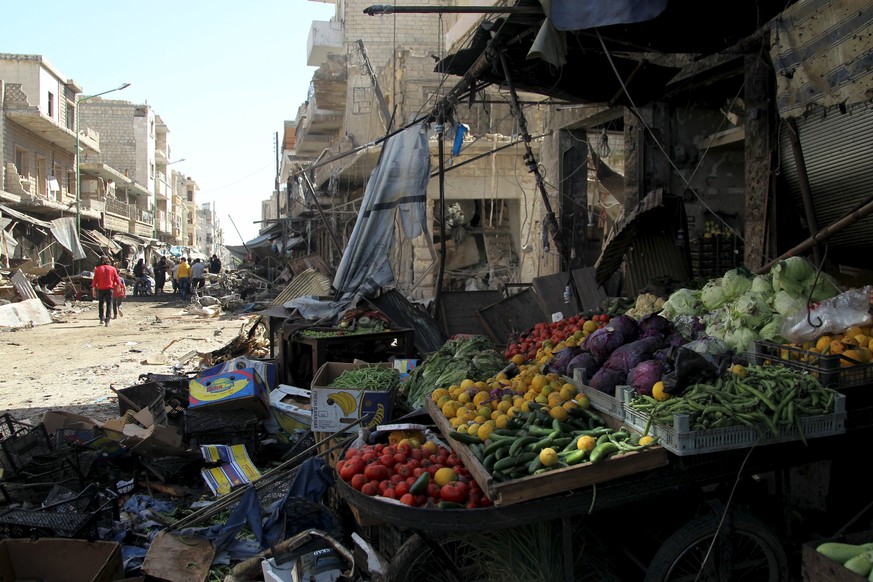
[690, 234, 744, 278]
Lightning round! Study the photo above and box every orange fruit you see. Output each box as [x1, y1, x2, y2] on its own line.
[577, 435, 597, 452]
[510, 354, 526, 365]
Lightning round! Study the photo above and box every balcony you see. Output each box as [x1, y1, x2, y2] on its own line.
[307, 20, 343, 67]
[104, 197, 130, 218]
[3, 84, 99, 154]
[295, 131, 333, 156]
[311, 54, 347, 111]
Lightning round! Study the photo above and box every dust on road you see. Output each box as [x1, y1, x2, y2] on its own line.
[0, 295, 259, 424]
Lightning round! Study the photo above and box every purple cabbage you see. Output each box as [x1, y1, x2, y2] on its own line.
[638, 314, 672, 336]
[606, 315, 639, 341]
[583, 328, 628, 360]
[589, 367, 627, 394]
[627, 359, 664, 396]
[566, 352, 602, 381]
[547, 346, 580, 376]
[603, 336, 666, 374]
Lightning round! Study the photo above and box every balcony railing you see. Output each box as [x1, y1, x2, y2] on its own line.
[137, 209, 154, 225]
[104, 197, 131, 217]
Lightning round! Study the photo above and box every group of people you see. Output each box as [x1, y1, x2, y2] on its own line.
[92, 253, 222, 325]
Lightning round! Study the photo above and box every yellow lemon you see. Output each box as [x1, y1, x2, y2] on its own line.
[434, 467, 458, 487]
[576, 435, 597, 452]
[639, 435, 656, 446]
[477, 422, 495, 441]
[652, 381, 671, 402]
[459, 378, 475, 390]
[539, 447, 558, 467]
[549, 406, 569, 422]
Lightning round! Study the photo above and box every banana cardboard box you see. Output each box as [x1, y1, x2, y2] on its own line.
[310, 362, 395, 432]
[189, 367, 270, 418]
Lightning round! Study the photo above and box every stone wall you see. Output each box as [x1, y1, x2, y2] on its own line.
[78, 100, 139, 181]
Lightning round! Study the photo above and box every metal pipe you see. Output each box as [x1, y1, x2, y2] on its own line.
[754, 194, 873, 274]
[433, 116, 448, 321]
[364, 4, 544, 15]
[301, 172, 344, 257]
[786, 117, 822, 265]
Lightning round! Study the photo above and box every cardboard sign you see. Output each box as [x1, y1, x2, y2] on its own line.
[189, 367, 270, 417]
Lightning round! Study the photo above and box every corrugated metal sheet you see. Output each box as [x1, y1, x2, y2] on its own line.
[778, 106, 873, 250]
[594, 189, 692, 294]
[271, 268, 332, 306]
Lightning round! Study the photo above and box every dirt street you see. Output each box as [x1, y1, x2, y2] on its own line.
[0, 295, 260, 425]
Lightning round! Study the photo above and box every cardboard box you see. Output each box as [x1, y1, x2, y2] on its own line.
[200, 357, 278, 391]
[269, 385, 312, 433]
[0, 538, 124, 582]
[189, 367, 270, 418]
[101, 409, 186, 458]
[310, 362, 395, 432]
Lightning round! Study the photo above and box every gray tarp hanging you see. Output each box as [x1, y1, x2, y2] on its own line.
[49, 217, 86, 260]
[286, 122, 430, 319]
[549, 0, 669, 31]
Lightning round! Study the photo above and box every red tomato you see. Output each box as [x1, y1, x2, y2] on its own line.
[378, 480, 390, 494]
[350, 474, 367, 491]
[345, 448, 361, 461]
[380, 454, 395, 468]
[427, 465, 440, 476]
[395, 481, 410, 497]
[426, 483, 441, 499]
[382, 487, 396, 499]
[393, 453, 407, 465]
[395, 463, 412, 479]
[445, 454, 460, 467]
[440, 481, 470, 504]
[363, 464, 390, 482]
[415, 494, 427, 506]
[335, 460, 346, 475]
[412, 468, 425, 478]
[409, 448, 424, 461]
[361, 452, 377, 463]
[374, 443, 384, 453]
[478, 496, 493, 508]
[400, 493, 416, 506]
[406, 459, 420, 470]
[340, 458, 365, 481]
[390, 474, 404, 485]
[384, 446, 397, 456]
[361, 482, 379, 496]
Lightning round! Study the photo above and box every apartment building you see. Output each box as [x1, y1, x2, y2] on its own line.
[184, 177, 199, 248]
[196, 201, 224, 258]
[1, 53, 194, 269]
[277, 1, 545, 301]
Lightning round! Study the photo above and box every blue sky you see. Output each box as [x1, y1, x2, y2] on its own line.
[5, 0, 336, 244]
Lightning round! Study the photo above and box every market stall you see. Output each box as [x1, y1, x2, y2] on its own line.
[314, 257, 873, 581]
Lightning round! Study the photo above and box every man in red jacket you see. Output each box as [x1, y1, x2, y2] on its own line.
[92, 255, 121, 327]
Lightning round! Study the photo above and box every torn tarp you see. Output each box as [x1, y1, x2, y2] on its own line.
[50, 216, 86, 260]
[286, 122, 430, 320]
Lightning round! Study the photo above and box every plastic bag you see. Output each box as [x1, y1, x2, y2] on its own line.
[780, 286, 873, 343]
[660, 346, 726, 397]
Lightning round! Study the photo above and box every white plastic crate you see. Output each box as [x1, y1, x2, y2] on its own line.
[621, 391, 846, 456]
[566, 370, 626, 421]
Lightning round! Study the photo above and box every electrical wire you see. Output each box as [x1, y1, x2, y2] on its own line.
[695, 445, 755, 582]
[594, 29, 766, 260]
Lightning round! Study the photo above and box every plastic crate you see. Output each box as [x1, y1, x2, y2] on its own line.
[567, 370, 626, 421]
[184, 408, 261, 447]
[116, 381, 167, 425]
[0, 484, 117, 539]
[0, 421, 52, 478]
[621, 391, 846, 456]
[752, 340, 873, 390]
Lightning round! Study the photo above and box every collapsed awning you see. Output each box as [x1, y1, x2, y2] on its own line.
[0, 204, 52, 228]
[83, 229, 122, 253]
[113, 233, 148, 247]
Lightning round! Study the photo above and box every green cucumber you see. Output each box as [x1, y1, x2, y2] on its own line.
[410, 472, 430, 495]
[448, 431, 481, 445]
[508, 436, 539, 456]
[561, 449, 588, 465]
[493, 452, 537, 472]
[438, 501, 465, 510]
[590, 442, 619, 463]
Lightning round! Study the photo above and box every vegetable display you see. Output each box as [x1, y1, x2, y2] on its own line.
[504, 314, 609, 364]
[444, 401, 658, 480]
[329, 365, 400, 392]
[400, 335, 506, 410]
[816, 541, 873, 577]
[337, 439, 492, 509]
[627, 364, 839, 440]
[658, 258, 842, 352]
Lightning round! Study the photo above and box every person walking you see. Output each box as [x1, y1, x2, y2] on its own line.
[154, 256, 168, 295]
[209, 254, 222, 275]
[191, 258, 206, 293]
[92, 256, 121, 326]
[176, 257, 192, 300]
[112, 273, 127, 319]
